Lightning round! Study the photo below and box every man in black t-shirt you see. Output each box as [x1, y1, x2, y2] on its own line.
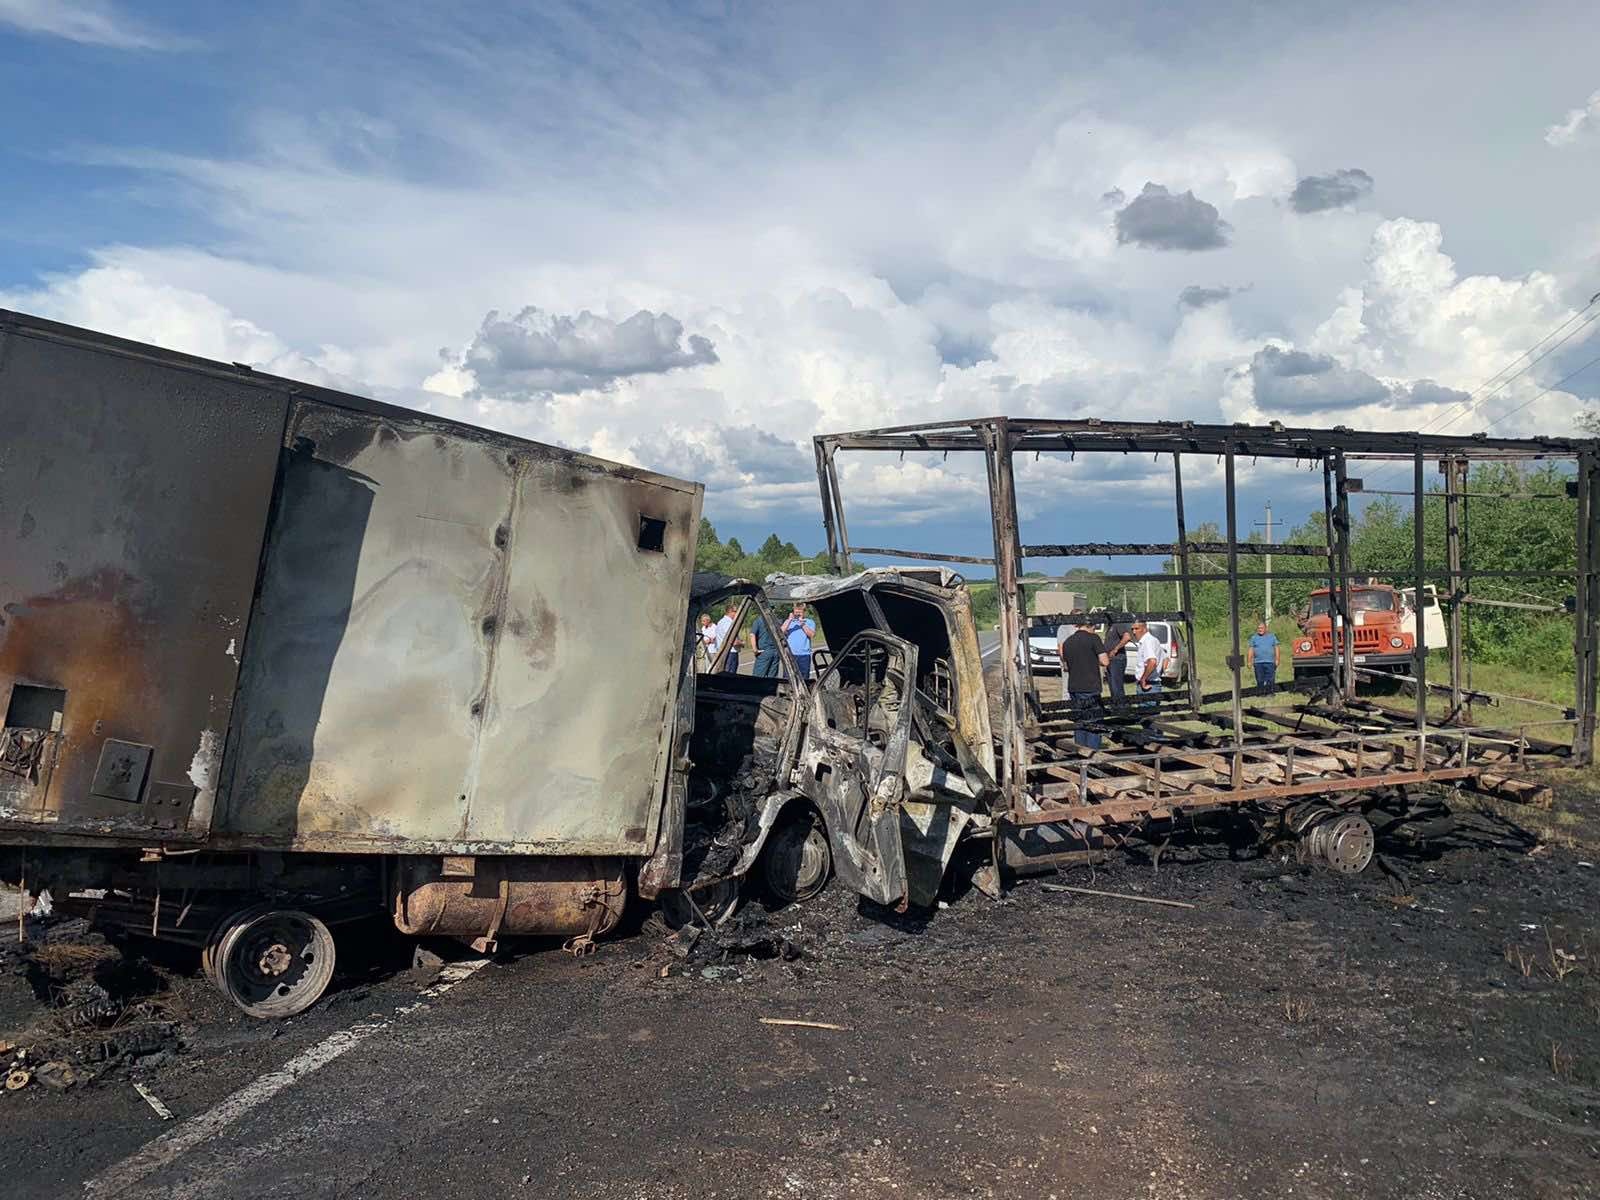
[1060, 620, 1110, 750]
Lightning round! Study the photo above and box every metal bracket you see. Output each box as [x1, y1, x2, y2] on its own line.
[144, 781, 196, 829]
[89, 740, 153, 803]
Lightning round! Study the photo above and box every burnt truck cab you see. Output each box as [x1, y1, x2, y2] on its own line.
[640, 568, 998, 918]
[1292, 582, 1417, 684]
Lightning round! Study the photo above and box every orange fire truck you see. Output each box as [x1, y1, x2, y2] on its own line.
[1291, 581, 1418, 685]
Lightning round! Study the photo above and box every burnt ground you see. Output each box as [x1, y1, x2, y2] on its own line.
[3, 795, 1600, 1200]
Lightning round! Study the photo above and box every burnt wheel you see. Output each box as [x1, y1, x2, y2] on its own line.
[211, 907, 336, 1018]
[761, 809, 832, 904]
[658, 880, 740, 929]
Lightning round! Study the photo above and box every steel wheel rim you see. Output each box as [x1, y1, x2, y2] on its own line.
[218, 909, 336, 1018]
[763, 814, 831, 903]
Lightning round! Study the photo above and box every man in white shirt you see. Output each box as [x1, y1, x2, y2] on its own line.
[1131, 619, 1166, 724]
[714, 602, 741, 674]
[697, 613, 719, 672]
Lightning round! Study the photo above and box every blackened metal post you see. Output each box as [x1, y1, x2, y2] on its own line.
[1322, 456, 1342, 697]
[1224, 446, 1244, 785]
[824, 445, 855, 574]
[1413, 444, 1428, 766]
[813, 438, 842, 573]
[1172, 453, 1203, 709]
[1443, 457, 1467, 722]
[1576, 449, 1599, 764]
[1334, 451, 1355, 703]
[982, 418, 1029, 813]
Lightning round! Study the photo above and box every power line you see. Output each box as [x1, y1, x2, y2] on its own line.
[1359, 290, 1600, 491]
[1478, 346, 1600, 434]
[1357, 348, 1600, 507]
[1412, 298, 1600, 438]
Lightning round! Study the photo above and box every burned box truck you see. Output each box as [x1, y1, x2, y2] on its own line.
[0, 311, 718, 1015]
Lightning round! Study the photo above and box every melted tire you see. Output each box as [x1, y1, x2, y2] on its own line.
[761, 810, 832, 904]
[658, 879, 741, 930]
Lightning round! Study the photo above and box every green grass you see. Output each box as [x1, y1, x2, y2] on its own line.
[1188, 617, 1313, 706]
[1185, 619, 1590, 757]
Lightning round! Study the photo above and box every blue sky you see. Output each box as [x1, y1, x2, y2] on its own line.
[2, 0, 1599, 567]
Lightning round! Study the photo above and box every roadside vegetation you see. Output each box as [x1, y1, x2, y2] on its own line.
[694, 518, 831, 582]
[1024, 461, 1579, 674]
[697, 461, 1585, 733]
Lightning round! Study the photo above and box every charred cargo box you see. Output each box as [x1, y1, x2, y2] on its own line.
[0, 311, 700, 852]
[0, 311, 700, 975]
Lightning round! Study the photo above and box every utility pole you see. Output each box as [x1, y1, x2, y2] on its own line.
[1254, 500, 1276, 620]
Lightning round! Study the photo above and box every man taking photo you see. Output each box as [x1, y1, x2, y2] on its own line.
[783, 604, 817, 680]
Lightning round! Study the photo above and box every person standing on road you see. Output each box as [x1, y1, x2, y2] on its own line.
[1132, 619, 1165, 725]
[697, 613, 719, 672]
[1061, 619, 1110, 750]
[783, 603, 817, 680]
[750, 612, 781, 677]
[1055, 621, 1074, 692]
[715, 602, 741, 674]
[1103, 615, 1133, 705]
[1249, 620, 1280, 696]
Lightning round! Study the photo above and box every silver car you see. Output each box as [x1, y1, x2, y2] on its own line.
[1027, 620, 1187, 684]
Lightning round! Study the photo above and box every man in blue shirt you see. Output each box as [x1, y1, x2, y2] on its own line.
[782, 604, 817, 680]
[1249, 621, 1281, 696]
[750, 614, 782, 678]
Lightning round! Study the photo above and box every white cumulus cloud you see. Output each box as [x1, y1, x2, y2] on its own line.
[1545, 89, 1600, 148]
[1235, 217, 1583, 432]
[5, 5, 1598, 539]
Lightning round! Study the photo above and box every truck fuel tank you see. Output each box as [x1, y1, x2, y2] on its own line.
[390, 855, 626, 953]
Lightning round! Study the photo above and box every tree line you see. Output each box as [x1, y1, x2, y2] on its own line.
[695, 519, 831, 584]
[1024, 462, 1578, 671]
[697, 460, 1582, 673]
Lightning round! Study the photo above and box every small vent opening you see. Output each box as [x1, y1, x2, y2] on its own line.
[5, 685, 66, 732]
[637, 514, 667, 553]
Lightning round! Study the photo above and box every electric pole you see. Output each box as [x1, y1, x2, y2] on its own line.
[1254, 501, 1275, 620]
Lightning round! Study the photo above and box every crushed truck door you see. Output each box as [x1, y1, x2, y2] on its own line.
[802, 630, 918, 908]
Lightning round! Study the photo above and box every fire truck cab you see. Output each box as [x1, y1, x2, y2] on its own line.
[1291, 581, 1417, 685]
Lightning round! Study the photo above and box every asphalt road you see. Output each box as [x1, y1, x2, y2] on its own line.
[7, 810, 1600, 1200]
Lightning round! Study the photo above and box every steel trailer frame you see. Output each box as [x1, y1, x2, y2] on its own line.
[813, 418, 1600, 850]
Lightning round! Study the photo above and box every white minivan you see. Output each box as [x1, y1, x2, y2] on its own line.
[1028, 619, 1187, 684]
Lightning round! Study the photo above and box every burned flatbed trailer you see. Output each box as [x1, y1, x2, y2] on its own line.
[812, 417, 1600, 874]
[0, 310, 702, 1014]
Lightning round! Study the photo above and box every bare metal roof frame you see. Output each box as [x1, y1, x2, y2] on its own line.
[813, 417, 1600, 832]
